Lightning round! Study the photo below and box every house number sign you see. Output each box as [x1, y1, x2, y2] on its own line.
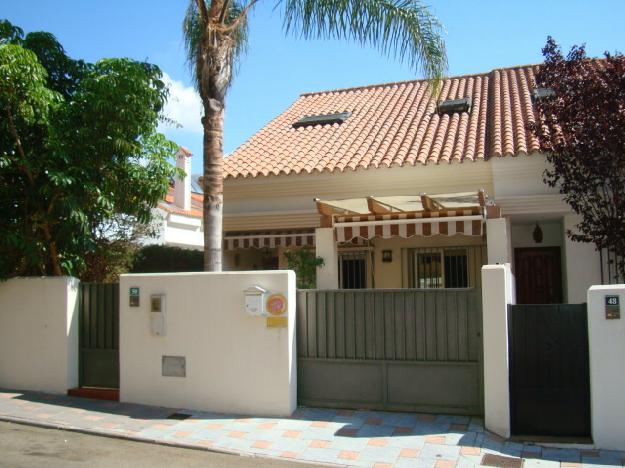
[605, 295, 620, 320]
[129, 287, 140, 307]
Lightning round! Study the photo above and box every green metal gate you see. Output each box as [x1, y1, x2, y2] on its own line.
[296, 288, 483, 415]
[508, 303, 590, 437]
[79, 283, 120, 388]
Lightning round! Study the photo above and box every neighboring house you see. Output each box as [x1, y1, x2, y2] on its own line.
[159, 63, 610, 304]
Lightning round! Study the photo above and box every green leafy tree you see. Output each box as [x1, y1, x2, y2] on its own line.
[183, 0, 447, 272]
[0, 20, 180, 279]
[284, 249, 324, 289]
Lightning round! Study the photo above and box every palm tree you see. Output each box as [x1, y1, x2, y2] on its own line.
[184, 0, 447, 271]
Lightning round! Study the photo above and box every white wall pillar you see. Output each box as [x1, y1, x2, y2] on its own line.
[486, 217, 512, 265]
[0, 277, 80, 394]
[564, 214, 601, 303]
[587, 285, 625, 450]
[481, 264, 514, 438]
[315, 227, 338, 289]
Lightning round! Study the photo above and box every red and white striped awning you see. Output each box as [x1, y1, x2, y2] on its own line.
[224, 230, 315, 250]
[335, 209, 484, 242]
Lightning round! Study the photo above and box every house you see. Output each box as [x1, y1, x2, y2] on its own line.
[159, 63, 610, 304]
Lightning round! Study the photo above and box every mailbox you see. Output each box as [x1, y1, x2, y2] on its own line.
[150, 294, 166, 336]
[244, 285, 268, 316]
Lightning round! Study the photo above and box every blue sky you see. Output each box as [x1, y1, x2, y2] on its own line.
[4, 1, 624, 174]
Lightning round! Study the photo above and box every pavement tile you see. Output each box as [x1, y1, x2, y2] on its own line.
[420, 443, 461, 460]
[580, 450, 600, 458]
[395, 458, 437, 468]
[251, 440, 272, 449]
[298, 447, 343, 464]
[366, 417, 384, 426]
[299, 426, 336, 441]
[358, 445, 402, 463]
[426, 435, 447, 444]
[282, 429, 302, 438]
[435, 460, 458, 468]
[393, 426, 414, 435]
[281, 451, 298, 459]
[338, 449, 360, 461]
[460, 446, 481, 456]
[336, 427, 359, 437]
[309, 439, 330, 449]
[450, 423, 469, 432]
[359, 424, 396, 438]
[400, 448, 421, 458]
[522, 459, 560, 468]
[368, 438, 390, 447]
[311, 421, 329, 428]
[227, 430, 247, 439]
[259, 438, 308, 453]
[541, 448, 581, 463]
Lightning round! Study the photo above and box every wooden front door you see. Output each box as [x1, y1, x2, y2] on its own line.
[515, 247, 562, 304]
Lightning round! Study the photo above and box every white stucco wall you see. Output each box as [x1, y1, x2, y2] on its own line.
[587, 285, 625, 450]
[564, 215, 601, 303]
[486, 218, 512, 265]
[0, 277, 80, 394]
[481, 264, 515, 438]
[315, 227, 339, 289]
[119, 271, 297, 417]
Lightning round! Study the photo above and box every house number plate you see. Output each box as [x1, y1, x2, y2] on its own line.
[605, 295, 620, 320]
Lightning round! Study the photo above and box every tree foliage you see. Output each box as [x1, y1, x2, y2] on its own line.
[284, 248, 324, 289]
[531, 38, 625, 278]
[131, 244, 204, 274]
[0, 20, 180, 280]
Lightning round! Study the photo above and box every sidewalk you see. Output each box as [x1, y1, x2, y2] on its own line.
[0, 390, 623, 468]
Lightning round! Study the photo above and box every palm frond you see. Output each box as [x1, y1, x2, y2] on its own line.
[183, 2, 203, 90]
[281, 0, 447, 87]
[183, 1, 249, 95]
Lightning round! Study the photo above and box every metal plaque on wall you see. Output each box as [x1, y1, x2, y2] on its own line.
[162, 356, 186, 377]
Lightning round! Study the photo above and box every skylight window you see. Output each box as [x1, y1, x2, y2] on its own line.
[438, 97, 471, 115]
[293, 111, 351, 128]
[532, 87, 556, 101]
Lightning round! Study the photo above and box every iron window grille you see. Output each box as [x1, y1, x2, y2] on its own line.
[408, 246, 485, 289]
[338, 250, 369, 289]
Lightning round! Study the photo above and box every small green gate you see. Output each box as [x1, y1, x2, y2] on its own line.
[79, 283, 119, 388]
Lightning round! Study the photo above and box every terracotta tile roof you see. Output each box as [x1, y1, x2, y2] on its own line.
[224, 64, 543, 179]
[158, 188, 203, 218]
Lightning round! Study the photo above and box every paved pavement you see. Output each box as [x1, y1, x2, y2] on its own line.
[0, 389, 623, 468]
[0, 420, 321, 468]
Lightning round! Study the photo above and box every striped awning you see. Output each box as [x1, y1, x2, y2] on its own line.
[224, 230, 315, 250]
[335, 209, 484, 242]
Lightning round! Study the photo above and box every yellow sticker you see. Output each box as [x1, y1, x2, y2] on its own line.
[266, 316, 288, 328]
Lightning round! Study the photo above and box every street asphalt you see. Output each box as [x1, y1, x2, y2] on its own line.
[0, 421, 323, 468]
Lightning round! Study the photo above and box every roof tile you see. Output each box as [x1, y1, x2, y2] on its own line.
[224, 64, 544, 179]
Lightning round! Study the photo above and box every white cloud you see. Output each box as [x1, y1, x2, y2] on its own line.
[159, 73, 204, 134]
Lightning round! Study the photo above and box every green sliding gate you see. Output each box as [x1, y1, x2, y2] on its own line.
[79, 283, 120, 388]
[296, 288, 484, 415]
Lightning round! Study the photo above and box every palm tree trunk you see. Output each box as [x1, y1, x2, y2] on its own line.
[202, 98, 225, 272]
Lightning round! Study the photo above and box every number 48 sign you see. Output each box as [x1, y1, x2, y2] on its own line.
[605, 295, 620, 320]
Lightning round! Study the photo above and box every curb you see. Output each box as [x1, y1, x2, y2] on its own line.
[0, 414, 347, 468]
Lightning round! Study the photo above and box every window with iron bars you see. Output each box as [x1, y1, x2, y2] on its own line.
[600, 248, 625, 284]
[407, 246, 486, 289]
[338, 250, 369, 289]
